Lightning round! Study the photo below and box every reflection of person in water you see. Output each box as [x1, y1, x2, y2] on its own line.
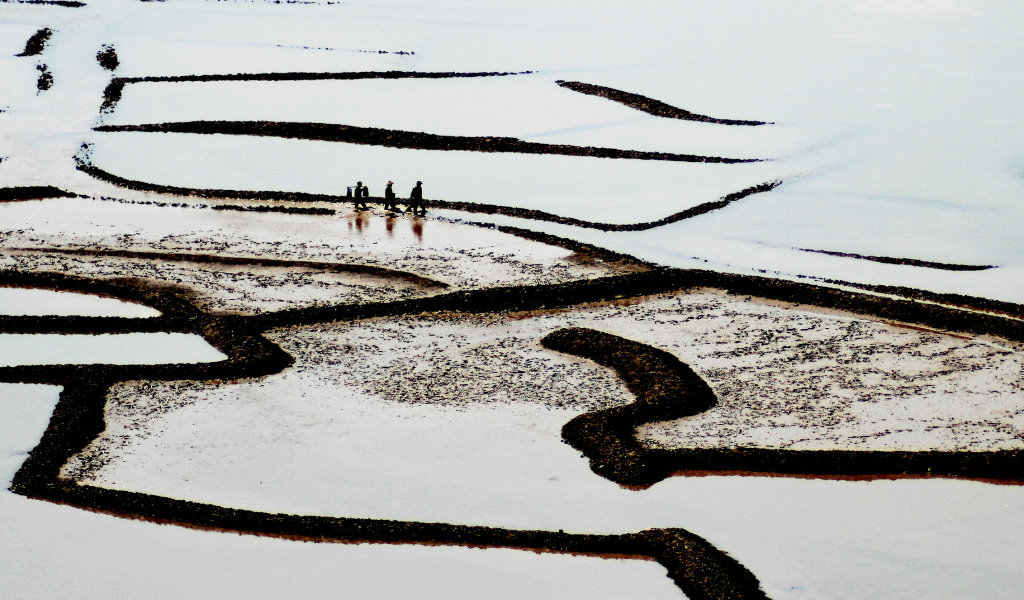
[353, 181, 368, 210]
[407, 181, 425, 215]
[383, 181, 399, 211]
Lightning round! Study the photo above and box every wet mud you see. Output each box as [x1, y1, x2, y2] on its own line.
[6, 236, 1024, 596]
[3, 269, 769, 600]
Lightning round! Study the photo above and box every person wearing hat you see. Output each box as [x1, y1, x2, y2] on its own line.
[407, 180, 425, 215]
[383, 180, 399, 211]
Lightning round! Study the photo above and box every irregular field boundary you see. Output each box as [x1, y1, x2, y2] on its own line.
[2, 269, 767, 600]
[77, 162, 781, 232]
[94, 120, 761, 164]
[3, 247, 448, 289]
[556, 80, 770, 126]
[100, 70, 534, 111]
[6, 255, 1024, 595]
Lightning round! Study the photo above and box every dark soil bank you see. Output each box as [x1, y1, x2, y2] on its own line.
[16, 28, 52, 57]
[95, 120, 760, 164]
[557, 80, 770, 126]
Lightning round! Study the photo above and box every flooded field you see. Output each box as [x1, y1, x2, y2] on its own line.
[3, 1, 1024, 599]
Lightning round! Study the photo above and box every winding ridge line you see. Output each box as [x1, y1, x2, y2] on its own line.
[0, 186, 76, 202]
[5, 247, 448, 289]
[797, 247, 995, 272]
[3, 270, 767, 600]
[94, 121, 760, 164]
[100, 70, 532, 111]
[557, 81, 770, 126]
[7, 255, 1024, 593]
[78, 162, 779, 231]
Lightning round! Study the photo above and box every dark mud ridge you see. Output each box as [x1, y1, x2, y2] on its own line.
[557, 81, 770, 126]
[96, 44, 118, 71]
[799, 247, 995, 272]
[16, 28, 53, 57]
[8, 0, 83, 5]
[3, 270, 767, 600]
[95, 194, 335, 216]
[10, 246, 448, 289]
[79, 162, 778, 231]
[0, 186, 76, 202]
[100, 70, 533, 112]
[95, 120, 760, 164]
[7, 258, 1024, 595]
[35, 63, 53, 92]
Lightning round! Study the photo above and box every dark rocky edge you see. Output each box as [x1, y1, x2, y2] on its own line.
[557, 80, 770, 126]
[35, 63, 53, 91]
[210, 203, 333, 215]
[543, 327, 718, 485]
[3, 269, 767, 600]
[15, 28, 52, 57]
[7, 253, 1024, 594]
[798, 247, 995, 271]
[78, 162, 779, 231]
[96, 44, 118, 71]
[95, 120, 760, 164]
[7, 246, 448, 289]
[100, 70, 533, 112]
[7, 0, 83, 5]
[0, 186, 77, 202]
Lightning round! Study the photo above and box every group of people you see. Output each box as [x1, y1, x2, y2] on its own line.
[347, 180, 426, 215]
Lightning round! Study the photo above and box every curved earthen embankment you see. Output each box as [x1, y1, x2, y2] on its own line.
[798, 247, 995, 272]
[2, 269, 768, 600]
[542, 327, 1024, 487]
[7, 252, 1024, 594]
[6, 247, 448, 290]
[100, 70, 533, 111]
[77, 161, 780, 232]
[94, 121, 760, 164]
[556, 81, 771, 126]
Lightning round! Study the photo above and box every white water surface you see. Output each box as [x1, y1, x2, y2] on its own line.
[0, 333, 227, 367]
[0, 287, 160, 317]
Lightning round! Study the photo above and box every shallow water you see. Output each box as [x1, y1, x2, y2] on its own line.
[0, 287, 160, 318]
[0, 333, 226, 367]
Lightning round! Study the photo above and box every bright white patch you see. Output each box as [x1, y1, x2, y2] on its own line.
[0, 333, 227, 367]
[0, 287, 160, 318]
[0, 383, 61, 486]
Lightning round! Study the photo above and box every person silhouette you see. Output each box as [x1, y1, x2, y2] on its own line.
[407, 181, 425, 215]
[353, 182, 368, 210]
[383, 181, 399, 211]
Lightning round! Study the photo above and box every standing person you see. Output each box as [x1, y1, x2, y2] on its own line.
[353, 181, 368, 210]
[407, 180, 425, 215]
[383, 181, 398, 211]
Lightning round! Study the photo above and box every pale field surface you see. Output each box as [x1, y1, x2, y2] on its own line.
[101, 76, 806, 159]
[63, 292, 1024, 598]
[0, 385, 683, 600]
[3, 0, 1023, 301]
[4, 0, 1024, 598]
[0, 286, 160, 317]
[84, 131, 786, 226]
[0, 196, 643, 313]
[0, 332, 226, 367]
